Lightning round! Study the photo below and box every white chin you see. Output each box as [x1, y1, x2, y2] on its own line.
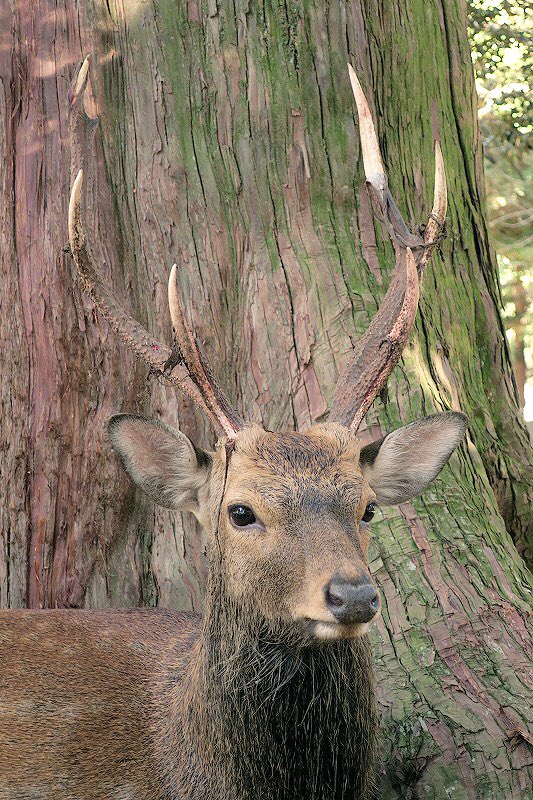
[313, 621, 369, 640]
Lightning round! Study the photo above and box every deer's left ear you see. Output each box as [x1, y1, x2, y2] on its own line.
[359, 412, 467, 505]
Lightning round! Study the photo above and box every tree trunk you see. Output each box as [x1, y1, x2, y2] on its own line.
[0, 1, 531, 797]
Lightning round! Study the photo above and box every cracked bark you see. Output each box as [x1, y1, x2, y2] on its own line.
[0, 1, 531, 798]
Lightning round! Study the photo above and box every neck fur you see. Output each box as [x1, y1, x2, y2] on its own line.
[185, 574, 378, 800]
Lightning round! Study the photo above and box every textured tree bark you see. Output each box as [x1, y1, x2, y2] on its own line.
[0, 1, 531, 798]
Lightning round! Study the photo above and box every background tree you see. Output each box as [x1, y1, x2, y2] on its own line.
[0, 1, 531, 798]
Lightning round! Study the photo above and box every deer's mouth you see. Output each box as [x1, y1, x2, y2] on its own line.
[303, 619, 371, 641]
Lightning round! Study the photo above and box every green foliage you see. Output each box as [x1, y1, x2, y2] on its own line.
[469, 0, 531, 147]
[468, 0, 532, 414]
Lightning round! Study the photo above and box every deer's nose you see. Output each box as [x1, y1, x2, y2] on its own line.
[325, 576, 380, 624]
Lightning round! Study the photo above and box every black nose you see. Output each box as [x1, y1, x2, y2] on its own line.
[325, 576, 380, 624]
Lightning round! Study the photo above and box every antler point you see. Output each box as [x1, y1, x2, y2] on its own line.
[68, 170, 84, 248]
[70, 56, 91, 108]
[347, 63, 385, 185]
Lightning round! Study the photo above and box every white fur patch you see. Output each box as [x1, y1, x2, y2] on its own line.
[314, 622, 369, 640]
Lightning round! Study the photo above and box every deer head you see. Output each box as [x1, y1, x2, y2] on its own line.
[68, 58, 466, 643]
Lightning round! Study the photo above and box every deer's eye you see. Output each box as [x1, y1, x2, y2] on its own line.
[362, 503, 376, 523]
[229, 504, 257, 527]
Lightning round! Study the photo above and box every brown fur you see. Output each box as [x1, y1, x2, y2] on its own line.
[0, 609, 199, 799]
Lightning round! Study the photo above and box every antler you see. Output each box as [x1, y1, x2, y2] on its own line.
[328, 65, 447, 430]
[67, 56, 244, 438]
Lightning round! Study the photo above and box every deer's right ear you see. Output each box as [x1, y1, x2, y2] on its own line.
[108, 414, 211, 510]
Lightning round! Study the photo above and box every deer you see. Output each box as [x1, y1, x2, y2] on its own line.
[0, 59, 467, 800]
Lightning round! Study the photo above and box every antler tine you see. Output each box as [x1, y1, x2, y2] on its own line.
[68, 57, 244, 438]
[69, 54, 90, 108]
[168, 265, 245, 435]
[347, 64, 385, 199]
[68, 172, 184, 378]
[329, 66, 447, 430]
[419, 141, 447, 270]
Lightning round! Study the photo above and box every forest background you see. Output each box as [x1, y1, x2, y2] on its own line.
[469, 0, 532, 424]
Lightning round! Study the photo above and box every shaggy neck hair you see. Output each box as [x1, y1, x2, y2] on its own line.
[181, 563, 379, 800]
